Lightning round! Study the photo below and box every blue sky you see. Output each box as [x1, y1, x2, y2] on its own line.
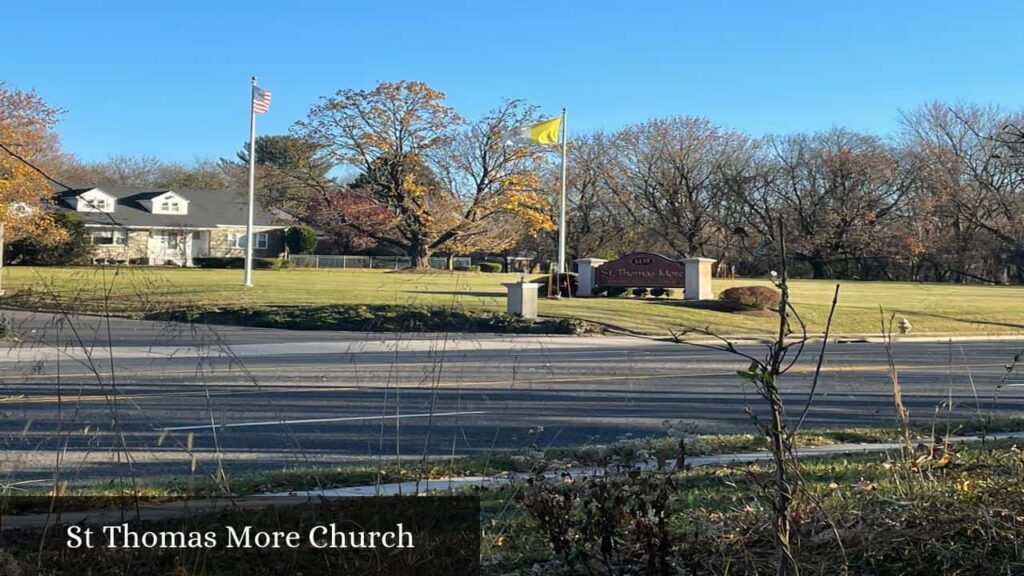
[5, 0, 1022, 163]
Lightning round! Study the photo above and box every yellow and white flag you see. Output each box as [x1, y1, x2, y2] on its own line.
[506, 116, 562, 146]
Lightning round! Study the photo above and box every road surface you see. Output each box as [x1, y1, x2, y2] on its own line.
[0, 309, 1021, 483]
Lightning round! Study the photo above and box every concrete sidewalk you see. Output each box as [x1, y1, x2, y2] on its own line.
[268, 430, 1024, 498]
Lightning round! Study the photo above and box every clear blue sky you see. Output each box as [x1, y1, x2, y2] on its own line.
[5, 0, 1023, 163]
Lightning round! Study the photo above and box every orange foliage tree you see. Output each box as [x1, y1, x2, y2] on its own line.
[0, 83, 64, 243]
[295, 82, 553, 267]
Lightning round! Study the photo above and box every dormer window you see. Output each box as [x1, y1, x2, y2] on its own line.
[71, 188, 117, 213]
[145, 191, 189, 215]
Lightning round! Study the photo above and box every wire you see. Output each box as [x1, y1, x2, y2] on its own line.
[0, 141, 74, 191]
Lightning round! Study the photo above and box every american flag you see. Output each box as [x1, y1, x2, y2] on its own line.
[252, 86, 272, 114]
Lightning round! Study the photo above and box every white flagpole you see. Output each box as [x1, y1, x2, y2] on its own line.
[243, 76, 257, 287]
[557, 107, 568, 274]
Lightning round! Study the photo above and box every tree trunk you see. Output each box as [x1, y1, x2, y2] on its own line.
[411, 244, 431, 269]
[446, 253, 454, 271]
[809, 257, 828, 279]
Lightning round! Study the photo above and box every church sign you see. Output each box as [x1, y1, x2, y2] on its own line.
[596, 252, 686, 288]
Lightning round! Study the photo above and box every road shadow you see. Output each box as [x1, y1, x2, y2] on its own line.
[899, 310, 1024, 331]
[646, 298, 776, 317]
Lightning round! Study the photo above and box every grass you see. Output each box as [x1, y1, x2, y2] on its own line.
[7, 421, 1024, 574]
[483, 440, 1024, 575]
[2, 266, 1023, 336]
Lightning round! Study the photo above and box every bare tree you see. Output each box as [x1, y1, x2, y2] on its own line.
[565, 132, 636, 259]
[606, 117, 744, 259]
[902, 103, 1024, 283]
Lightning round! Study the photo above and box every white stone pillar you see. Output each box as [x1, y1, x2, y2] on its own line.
[503, 282, 541, 319]
[683, 257, 717, 300]
[573, 258, 606, 297]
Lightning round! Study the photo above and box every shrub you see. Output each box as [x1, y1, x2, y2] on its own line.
[605, 286, 629, 297]
[632, 287, 649, 298]
[0, 315, 10, 339]
[193, 257, 244, 268]
[254, 258, 290, 269]
[148, 305, 595, 335]
[285, 225, 318, 254]
[519, 472, 676, 575]
[5, 212, 94, 265]
[192, 257, 289, 269]
[455, 265, 480, 272]
[649, 287, 679, 298]
[720, 285, 781, 311]
[478, 261, 503, 273]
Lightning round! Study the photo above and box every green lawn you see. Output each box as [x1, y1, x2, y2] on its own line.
[2, 266, 1022, 337]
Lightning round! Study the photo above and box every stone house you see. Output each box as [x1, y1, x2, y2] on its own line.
[54, 186, 288, 266]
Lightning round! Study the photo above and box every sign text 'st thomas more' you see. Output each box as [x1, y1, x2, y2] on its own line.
[596, 253, 686, 288]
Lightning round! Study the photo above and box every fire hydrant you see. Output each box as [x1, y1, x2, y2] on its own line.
[898, 317, 912, 334]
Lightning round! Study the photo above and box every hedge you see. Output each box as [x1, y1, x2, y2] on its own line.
[478, 262, 503, 273]
[192, 257, 291, 269]
[649, 287, 679, 298]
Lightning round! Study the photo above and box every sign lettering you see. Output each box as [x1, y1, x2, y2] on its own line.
[596, 253, 686, 288]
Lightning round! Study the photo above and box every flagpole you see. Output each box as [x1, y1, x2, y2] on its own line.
[243, 76, 257, 287]
[557, 107, 568, 275]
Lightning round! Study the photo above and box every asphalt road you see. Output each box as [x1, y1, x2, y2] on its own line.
[1, 309, 1022, 484]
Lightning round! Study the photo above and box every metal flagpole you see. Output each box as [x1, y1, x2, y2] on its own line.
[243, 77, 257, 287]
[557, 107, 568, 274]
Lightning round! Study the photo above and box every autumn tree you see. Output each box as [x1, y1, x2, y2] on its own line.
[0, 83, 64, 243]
[5, 211, 92, 265]
[434, 99, 555, 259]
[294, 82, 553, 267]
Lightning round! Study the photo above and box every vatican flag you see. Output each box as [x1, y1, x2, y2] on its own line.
[506, 116, 562, 146]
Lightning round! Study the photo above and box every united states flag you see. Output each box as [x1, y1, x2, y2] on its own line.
[253, 86, 272, 114]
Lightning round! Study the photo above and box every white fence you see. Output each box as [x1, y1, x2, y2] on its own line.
[287, 254, 472, 270]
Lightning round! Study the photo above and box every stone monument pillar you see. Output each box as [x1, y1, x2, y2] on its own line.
[573, 258, 606, 297]
[503, 281, 540, 319]
[682, 257, 716, 300]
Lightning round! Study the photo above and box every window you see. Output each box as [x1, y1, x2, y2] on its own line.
[161, 231, 180, 250]
[94, 199, 107, 210]
[171, 202, 180, 212]
[160, 201, 170, 211]
[90, 229, 127, 245]
[229, 232, 269, 249]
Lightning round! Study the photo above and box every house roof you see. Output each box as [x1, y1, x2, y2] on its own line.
[54, 186, 286, 229]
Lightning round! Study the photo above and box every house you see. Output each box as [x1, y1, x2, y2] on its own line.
[54, 186, 288, 266]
